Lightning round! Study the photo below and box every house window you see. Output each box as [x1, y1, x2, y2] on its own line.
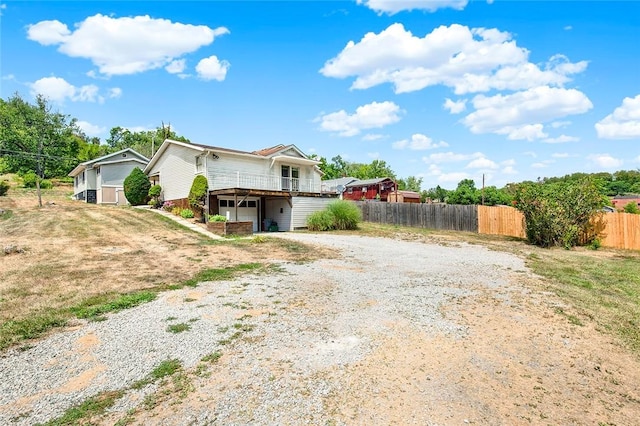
[281, 166, 300, 191]
[228, 200, 235, 207]
[82, 171, 85, 183]
[195, 156, 204, 173]
[96, 167, 100, 176]
[348, 187, 353, 194]
[246, 200, 257, 208]
[219, 200, 228, 207]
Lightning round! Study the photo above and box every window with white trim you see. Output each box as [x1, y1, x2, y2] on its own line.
[195, 155, 204, 173]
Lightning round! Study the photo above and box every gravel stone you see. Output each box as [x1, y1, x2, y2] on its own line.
[0, 233, 527, 425]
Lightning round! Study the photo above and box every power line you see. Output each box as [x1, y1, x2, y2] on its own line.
[0, 148, 79, 162]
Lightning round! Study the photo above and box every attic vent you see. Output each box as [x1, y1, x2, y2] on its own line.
[122, 153, 127, 157]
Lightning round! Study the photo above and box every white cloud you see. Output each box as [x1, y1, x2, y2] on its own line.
[316, 101, 402, 137]
[126, 125, 156, 133]
[77, 120, 106, 136]
[320, 23, 587, 95]
[531, 162, 549, 169]
[437, 172, 471, 183]
[357, 0, 468, 14]
[108, 87, 122, 98]
[0, 4, 7, 16]
[27, 14, 229, 76]
[165, 59, 186, 74]
[551, 153, 570, 158]
[523, 151, 537, 158]
[362, 133, 385, 141]
[367, 152, 380, 159]
[543, 134, 579, 143]
[393, 133, 448, 150]
[466, 157, 498, 169]
[422, 151, 483, 164]
[497, 124, 548, 141]
[502, 165, 518, 175]
[443, 98, 466, 114]
[564, 25, 573, 31]
[587, 153, 623, 169]
[195, 55, 230, 81]
[595, 94, 640, 139]
[30, 76, 103, 103]
[462, 86, 592, 137]
[501, 159, 516, 166]
[550, 120, 571, 129]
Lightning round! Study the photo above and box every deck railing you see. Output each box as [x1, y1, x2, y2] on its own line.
[210, 171, 321, 193]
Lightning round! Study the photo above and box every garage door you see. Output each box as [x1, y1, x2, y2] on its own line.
[219, 199, 259, 232]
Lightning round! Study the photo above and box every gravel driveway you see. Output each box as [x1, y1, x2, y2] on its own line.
[1, 233, 639, 425]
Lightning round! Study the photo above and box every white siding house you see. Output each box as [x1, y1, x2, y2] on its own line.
[144, 139, 336, 232]
[69, 149, 149, 205]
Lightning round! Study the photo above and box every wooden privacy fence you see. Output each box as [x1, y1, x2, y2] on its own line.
[357, 201, 477, 232]
[356, 201, 640, 250]
[599, 212, 640, 250]
[477, 205, 526, 238]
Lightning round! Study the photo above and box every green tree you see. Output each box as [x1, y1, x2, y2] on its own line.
[481, 186, 513, 206]
[123, 167, 151, 206]
[447, 179, 480, 205]
[422, 185, 449, 202]
[397, 176, 423, 193]
[0, 94, 80, 178]
[106, 125, 190, 159]
[0, 94, 80, 205]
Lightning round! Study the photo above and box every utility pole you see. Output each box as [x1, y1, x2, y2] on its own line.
[35, 126, 44, 208]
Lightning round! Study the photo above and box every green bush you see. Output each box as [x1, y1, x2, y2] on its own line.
[188, 175, 208, 209]
[148, 184, 162, 208]
[148, 184, 162, 198]
[307, 210, 336, 231]
[327, 200, 361, 230]
[123, 167, 151, 206]
[514, 177, 607, 248]
[306, 200, 361, 231]
[623, 202, 640, 214]
[22, 172, 53, 189]
[208, 214, 227, 222]
[0, 180, 9, 196]
[180, 209, 195, 219]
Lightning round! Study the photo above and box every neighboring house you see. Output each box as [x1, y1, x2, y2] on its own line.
[69, 148, 149, 205]
[321, 177, 358, 198]
[343, 177, 397, 201]
[144, 139, 336, 232]
[611, 195, 640, 210]
[387, 190, 421, 203]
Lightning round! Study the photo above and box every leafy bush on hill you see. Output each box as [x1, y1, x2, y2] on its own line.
[123, 167, 150, 206]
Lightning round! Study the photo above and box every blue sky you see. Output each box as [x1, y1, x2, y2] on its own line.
[1, 0, 639, 189]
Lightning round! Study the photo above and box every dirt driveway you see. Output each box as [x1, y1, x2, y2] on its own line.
[2, 232, 639, 425]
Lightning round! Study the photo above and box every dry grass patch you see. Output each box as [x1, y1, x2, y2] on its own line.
[0, 188, 319, 350]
